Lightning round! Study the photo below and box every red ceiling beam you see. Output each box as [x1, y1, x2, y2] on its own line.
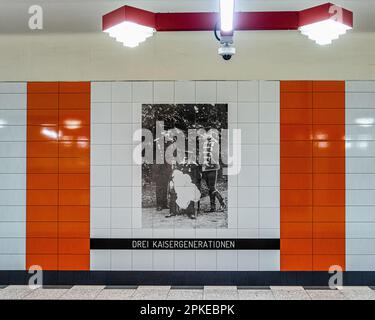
[156, 11, 300, 31]
[155, 12, 217, 32]
[102, 3, 352, 32]
[235, 12, 299, 30]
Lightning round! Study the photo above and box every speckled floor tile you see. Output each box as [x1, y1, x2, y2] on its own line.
[167, 289, 203, 300]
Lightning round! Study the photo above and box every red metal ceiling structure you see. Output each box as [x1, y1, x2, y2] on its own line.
[102, 2, 353, 32]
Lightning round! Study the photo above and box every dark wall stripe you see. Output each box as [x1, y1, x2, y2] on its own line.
[0, 271, 374, 286]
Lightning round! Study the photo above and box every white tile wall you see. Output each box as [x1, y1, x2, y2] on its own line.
[238, 250, 259, 271]
[153, 250, 174, 270]
[238, 81, 259, 102]
[196, 81, 217, 103]
[196, 250, 217, 271]
[0, 82, 26, 94]
[154, 81, 174, 103]
[112, 82, 132, 103]
[90, 250, 110, 270]
[346, 81, 375, 270]
[111, 250, 132, 270]
[0, 82, 26, 270]
[259, 250, 280, 271]
[174, 81, 195, 103]
[90, 81, 280, 271]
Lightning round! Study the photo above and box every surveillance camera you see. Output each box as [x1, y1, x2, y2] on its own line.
[218, 44, 236, 61]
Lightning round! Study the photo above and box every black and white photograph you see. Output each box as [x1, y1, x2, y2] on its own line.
[141, 104, 228, 229]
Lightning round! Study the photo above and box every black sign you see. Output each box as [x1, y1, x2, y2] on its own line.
[90, 238, 280, 250]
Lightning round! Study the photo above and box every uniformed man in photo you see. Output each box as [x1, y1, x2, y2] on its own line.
[201, 131, 227, 212]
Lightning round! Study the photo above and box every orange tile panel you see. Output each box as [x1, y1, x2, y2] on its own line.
[313, 125, 345, 141]
[58, 239, 90, 255]
[59, 82, 90, 93]
[280, 81, 313, 92]
[58, 255, 90, 271]
[313, 157, 345, 174]
[58, 109, 90, 126]
[59, 93, 90, 110]
[280, 158, 313, 174]
[281, 255, 313, 271]
[27, 126, 58, 142]
[281, 190, 313, 207]
[58, 222, 90, 238]
[281, 109, 313, 125]
[281, 173, 312, 190]
[27, 158, 58, 174]
[27, 190, 58, 206]
[313, 174, 345, 190]
[27, 109, 58, 126]
[27, 141, 58, 158]
[313, 141, 345, 158]
[281, 141, 313, 158]
[27, 93, 59, 110]
[313, 255, 345, 271]
[59, 125, 90, 141]
[58, 190, 90, 206]
[280, 125, 313, 141]
[313, 207, 345, 222]
[313, 190, 345, 206]
[313, 81, 345, 92]
[26, 255, 58, 270]
[27, 174, 58, 190]
[281, 92, 312, 109]
[27, 238, 58, 255]
[280, 239, 313, 255]
[58, 206, 90, 222]
[313, 92, 345, 109]
[58, 141, 90, 158]
[59, 174, 90, 190]
[280, 223, 313, 239]
[27, 222, 58, 238]
[280, 207, 313, 223]
[27, 206, 58, 222]
[313, 109, 345, 125]
[313, 223, 345, 239]
[27, 82, 58, 93]
[58, 157, 90, 174]
[313, 239, 345, 255]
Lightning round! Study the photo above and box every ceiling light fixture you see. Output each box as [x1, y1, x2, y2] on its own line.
[105, 21, 155, 48]
[299, 3, 353, 45]
[102, 3, 353, 50]
[102, 6, 156, 48]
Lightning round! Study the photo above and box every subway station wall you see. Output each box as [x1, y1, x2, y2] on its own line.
[0, 80, 375, 273]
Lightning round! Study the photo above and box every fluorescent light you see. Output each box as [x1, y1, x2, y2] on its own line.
[220, 0, 235, 32]
[300, 19, 351, 45]
[104, 21, 155, 48]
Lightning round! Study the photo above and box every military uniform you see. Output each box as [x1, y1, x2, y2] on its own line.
[202, 137, 226, 212]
